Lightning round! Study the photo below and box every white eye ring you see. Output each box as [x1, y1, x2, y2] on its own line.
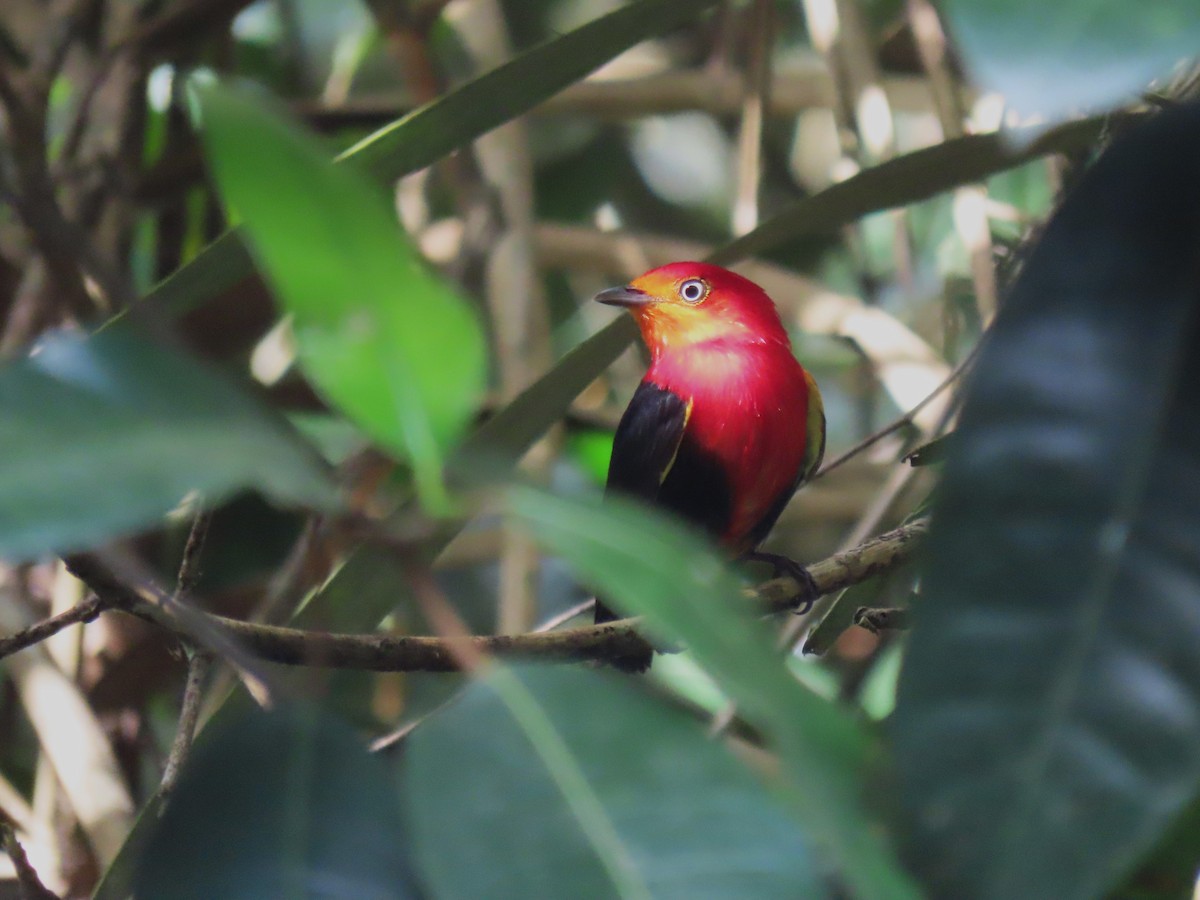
[679, 278, 708, 303]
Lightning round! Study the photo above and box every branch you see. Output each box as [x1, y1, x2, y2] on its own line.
[157, 509, 215, 802]
[853, 606, 910, 633]
[754, 518, 927, 615]
[47, 521, 927, 672]
[0, 593, 109, 659]
[1, 822, 62, 900]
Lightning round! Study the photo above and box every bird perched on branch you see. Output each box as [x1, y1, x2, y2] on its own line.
[595, 262, 825, 669]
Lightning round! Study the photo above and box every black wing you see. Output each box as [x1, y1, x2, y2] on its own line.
[598, 381, 733, 635]
[606, 381, 732, 540]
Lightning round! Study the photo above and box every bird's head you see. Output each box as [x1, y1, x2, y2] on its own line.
[595, 262, 790, 357]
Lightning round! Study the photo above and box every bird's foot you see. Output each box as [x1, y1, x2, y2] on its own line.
[743, 551, 820, 614]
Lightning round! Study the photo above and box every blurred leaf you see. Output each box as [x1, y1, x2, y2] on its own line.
[405, 664, 828, 899]
[196, 82, 486, 510]
[509, 487, 919, 900]
[94, 544, 424, 900]
[942, 0, 1196, 121]
[893, 104, 1200, 900]
[802, 578, 888, 657]
[566, 428, 615, 486]
[135, 705, 418, 900]
[287, 412, 370, 467]
[714, 113, 1123, 266]
[151, 0, 721, 320]
[904, 432, 956, 467]
[345, 0, 719, 185]
[0, 325, 333, 561]
[858, 642, 904, 721]
[1114, 794, 1200, 899]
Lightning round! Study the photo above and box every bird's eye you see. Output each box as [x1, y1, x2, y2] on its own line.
[679, 278, 708, 303]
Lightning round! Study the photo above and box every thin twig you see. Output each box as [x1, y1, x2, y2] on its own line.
[66, 551, 278, 707]
[814, 340, 979, 479]
[533, 598, 594, 633]
[175, 509, 212, 599]
[156, 508, 216, 801]
[907, 0, 998, 328]
[1, 821, 62, 900]
[156, 648, 212, 803]
[731, 0, 772, 236]
[0, 595, 109, 662]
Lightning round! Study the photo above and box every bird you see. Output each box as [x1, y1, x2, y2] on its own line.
[594, 262, 826, 670]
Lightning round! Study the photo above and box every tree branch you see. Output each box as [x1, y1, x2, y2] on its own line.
[0, 593, 109, 659]
[42, 520, 926, 672]
[1, 821, 62, 900]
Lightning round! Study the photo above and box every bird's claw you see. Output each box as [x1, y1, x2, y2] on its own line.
[744, 551, 820, 614]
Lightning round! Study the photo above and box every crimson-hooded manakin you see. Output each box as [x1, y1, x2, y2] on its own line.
[594, 262, 826, 666]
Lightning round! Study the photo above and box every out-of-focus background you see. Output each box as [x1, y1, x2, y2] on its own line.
[1, 1, 1198, 898]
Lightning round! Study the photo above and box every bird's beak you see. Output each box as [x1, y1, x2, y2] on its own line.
[594, 285, 652, 308]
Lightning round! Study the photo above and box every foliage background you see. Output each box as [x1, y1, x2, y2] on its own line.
[0, 1, 1196, 898]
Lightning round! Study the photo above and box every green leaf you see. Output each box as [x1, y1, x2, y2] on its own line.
[508, 487, 919, 900]
[941, 0, 1197, 121]
[713, 114, 1121, 266]
[0, 325, 333, 561]
[1113, 794, 1200, 900]
[150, 0, 720, 320]
[135, 705, 418, 900]
[405, 664, 829, 900]
[893, 104, 1200, 900]
[195, 82, 486, 510]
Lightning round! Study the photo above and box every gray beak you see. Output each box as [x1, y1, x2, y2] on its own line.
[594, 285, 652, 308]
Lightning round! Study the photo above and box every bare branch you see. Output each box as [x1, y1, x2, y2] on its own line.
[156, 508, 216, 801]
[0, 594, 108, 661]
[156, 648, 212, 801]
[1, 822, 62, 900]
[58, 520, 927, 673]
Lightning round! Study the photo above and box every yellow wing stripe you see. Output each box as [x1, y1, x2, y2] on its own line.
[801, 370, 826, 483]
[658, 397, 694, 485]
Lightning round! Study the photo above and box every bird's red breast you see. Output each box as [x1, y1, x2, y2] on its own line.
[597, 262, 825, 553]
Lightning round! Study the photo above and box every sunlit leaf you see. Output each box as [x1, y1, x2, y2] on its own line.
[195, 82, 486, 510]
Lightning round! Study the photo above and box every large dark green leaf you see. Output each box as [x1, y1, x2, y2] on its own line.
[893, 104, 1200, 900]
[196, 82, 486, 510]
[405, 664, 828, 900]
[941, 0, 1197, 121]
[0, 325, 334, 561]
[152, 0, 720, 320]
[135, 705, 417, 900]
[509, 487, 918, 900]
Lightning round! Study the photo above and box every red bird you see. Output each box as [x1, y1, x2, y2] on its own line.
[595, 262, 826, 637]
